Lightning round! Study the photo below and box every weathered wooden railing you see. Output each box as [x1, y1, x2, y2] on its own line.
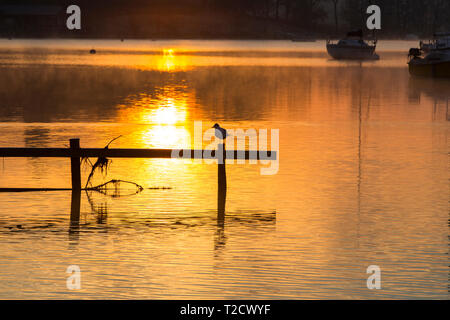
[0, 139, 277, 221]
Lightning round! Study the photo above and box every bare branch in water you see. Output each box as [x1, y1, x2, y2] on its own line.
[83, 136, 122, 188]
[81, 136, 172, 194]
[105, 135, 122, 149]
[87, 179, 144, 196]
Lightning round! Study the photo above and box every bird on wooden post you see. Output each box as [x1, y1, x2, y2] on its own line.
[212, 123, 228, 140]
[212, 123, 228, 164]
[213, 124, 227, 217]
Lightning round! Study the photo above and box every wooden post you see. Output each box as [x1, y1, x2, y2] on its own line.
[70, 139, 81, 191]
[217, 142, 226, 217]
[69, 139, 81, 229]
[70, 189, 81, 231]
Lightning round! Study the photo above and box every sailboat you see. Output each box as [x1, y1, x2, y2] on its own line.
[326, 30, 379, 60]
[408, 32, 450, 77]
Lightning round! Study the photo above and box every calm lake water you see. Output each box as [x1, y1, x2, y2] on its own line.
[0, 40, 448, 299]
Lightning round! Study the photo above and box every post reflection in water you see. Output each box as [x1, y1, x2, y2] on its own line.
[69, 189, 81, 244]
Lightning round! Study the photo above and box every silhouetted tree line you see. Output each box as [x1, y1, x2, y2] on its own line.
[0, 0, 449, 38]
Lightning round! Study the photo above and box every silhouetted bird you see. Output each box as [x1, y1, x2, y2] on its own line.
[90, 49, 96, 54]
[212, 123, 228, 140]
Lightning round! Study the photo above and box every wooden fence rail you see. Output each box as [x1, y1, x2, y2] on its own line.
[0, 139, 277, 219]
[0, 147, 275, 160]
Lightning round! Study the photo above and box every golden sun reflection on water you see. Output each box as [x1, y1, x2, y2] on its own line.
[143, 98, 187, 125]
[156, 49, 190, 72]
[117, 84, 192, 149]
[115, 84, 198, 187]
[140, 125, 190, 149]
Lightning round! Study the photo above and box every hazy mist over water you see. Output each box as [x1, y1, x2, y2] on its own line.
[0, 40, 448, 299]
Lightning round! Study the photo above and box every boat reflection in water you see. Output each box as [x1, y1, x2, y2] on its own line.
[326, 30, 379, 60]
[408, 76, 450, 121]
